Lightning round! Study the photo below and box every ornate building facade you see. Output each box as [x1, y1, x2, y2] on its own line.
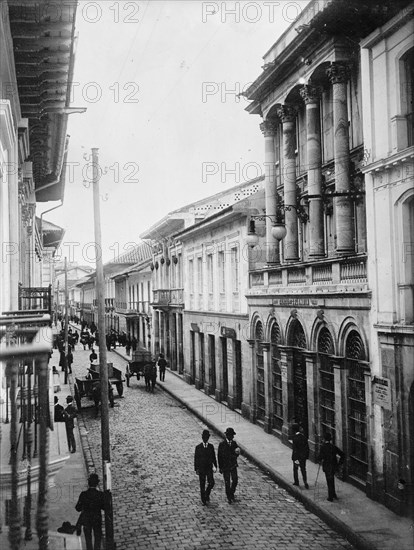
[243, 0, 412, 512]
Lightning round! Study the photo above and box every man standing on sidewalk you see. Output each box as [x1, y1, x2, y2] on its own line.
[63, 395, 77, 453]
[75, 473, 105, 550]
[290, 423, 309, 489]
[218, 427, 240, 504]
[194, 429, 217, 505]
[318, 432, 345, 501]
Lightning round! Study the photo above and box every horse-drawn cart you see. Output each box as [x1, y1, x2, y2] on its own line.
[125, 347, 152, 387]
[74, 363, 125, 410]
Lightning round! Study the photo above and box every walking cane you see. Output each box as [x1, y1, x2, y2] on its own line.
[314, 463, 321, 500]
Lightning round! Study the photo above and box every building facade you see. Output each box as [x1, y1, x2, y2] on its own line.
[361, 5, 414, 515]
[243, 0, 412, 511]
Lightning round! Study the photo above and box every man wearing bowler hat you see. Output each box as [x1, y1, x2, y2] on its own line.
[218, 427, 240, 504]
[194, 429, 217, 505]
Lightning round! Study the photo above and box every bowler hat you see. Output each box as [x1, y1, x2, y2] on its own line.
[57, 521, 76, 534]
[225, 427, 236, 436]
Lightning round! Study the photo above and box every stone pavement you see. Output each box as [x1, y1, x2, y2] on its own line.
[108, 345, 413, 550]
[71, 343, 355, 550]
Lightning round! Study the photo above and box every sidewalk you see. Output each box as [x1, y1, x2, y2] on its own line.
[112, 345, 413, 550]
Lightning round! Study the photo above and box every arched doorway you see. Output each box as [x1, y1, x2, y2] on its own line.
[288, 319, 308, 437]
[270, 322, 283, 431]
[346, 330, 368, 482]
[318, 327, 335, 443]
[255, 321, 265, 422]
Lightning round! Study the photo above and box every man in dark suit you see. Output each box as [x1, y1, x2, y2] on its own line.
[290, 423, 310, 489]
[75, 473, 105, 550]
[194, 429, 217, 505]
[63, 395, 77, 453]
[317, 432, 345, 501]
[218, 427, 240, 504]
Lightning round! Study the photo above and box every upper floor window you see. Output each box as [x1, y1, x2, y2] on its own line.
[218, 251, 225, 293]
[197, 256, 203, 294]
[231, 247, 239, 289]
[400, 48, 414, 146]
[207, 254, 213, 294]
[188, 259, 194, 294]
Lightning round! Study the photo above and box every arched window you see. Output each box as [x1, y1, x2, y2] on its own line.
[288, 319, 308, 436]
[270, 323, 283, 431]
[346, 330, 368, 482]
[255, 321, 265, 422]
[400, 195, 414, 323]
[318, 328, 335, 442]
[400, 48, 414, 146]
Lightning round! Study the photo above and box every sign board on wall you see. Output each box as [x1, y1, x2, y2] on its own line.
[372, 376, 392, 410]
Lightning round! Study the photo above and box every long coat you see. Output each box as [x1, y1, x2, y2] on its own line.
[291, 432, 309, 462]
[318, 442, 345, 476]
[194, 442, 217, 474]
[218, 440, 239, 472]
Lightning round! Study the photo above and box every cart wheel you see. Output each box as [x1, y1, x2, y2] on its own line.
[116, 382, 123, 397]
[126, 374, 130, 387]
[74, 383, 81, 410]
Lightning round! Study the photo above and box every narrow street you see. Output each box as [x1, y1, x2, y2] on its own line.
[70, 345, 354, 550]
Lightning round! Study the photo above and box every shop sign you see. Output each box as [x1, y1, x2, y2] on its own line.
[372, 376, 392, 410]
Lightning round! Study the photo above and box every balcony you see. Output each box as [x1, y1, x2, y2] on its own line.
[152, 289, 184, 308]
[18, 285, 52, 318]
[0, 313, 67, 548]
[248, 256, 368, 295]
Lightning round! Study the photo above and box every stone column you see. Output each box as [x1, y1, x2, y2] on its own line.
[327, 62, 355, 254]
[262, 342, 272, 433]
[300, 85, 325, 257]
[260, 119, 279, 264]
[277, 105, 299, 261]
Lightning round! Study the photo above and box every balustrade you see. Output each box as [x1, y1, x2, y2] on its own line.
[0, 313, 58, 550]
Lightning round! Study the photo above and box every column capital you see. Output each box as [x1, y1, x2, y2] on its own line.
[300, 84, 321, 104]
[260, 119, 277, 137]
[326, 62, 350, 84]
[277, 104, 297, 123]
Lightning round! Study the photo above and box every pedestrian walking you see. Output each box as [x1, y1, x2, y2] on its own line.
[157, 353, 167, 382]
[63, 395, 77, 453]
[218, 427, 240, 504]
[144, 362, 151, 392]
[149, 361, 157, 392]
[290, 423, 309, 489]
[317, 432, 345, 501]
[194, 429, 217, 505]
[75, 473, 105, 550]
[66, 349, 73, 374]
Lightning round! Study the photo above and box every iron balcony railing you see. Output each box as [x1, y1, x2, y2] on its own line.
[18, 285, 52, 319]
[0, 313, 57, 550]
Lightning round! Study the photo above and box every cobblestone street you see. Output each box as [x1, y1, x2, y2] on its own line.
[71, 347, 354, 550]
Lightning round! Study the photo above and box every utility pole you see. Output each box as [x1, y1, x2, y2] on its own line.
[91, 147, 115, 550]
[64, 257, 69, 384]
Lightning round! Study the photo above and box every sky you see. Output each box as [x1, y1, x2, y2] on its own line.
[39, 0, 311, 265]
